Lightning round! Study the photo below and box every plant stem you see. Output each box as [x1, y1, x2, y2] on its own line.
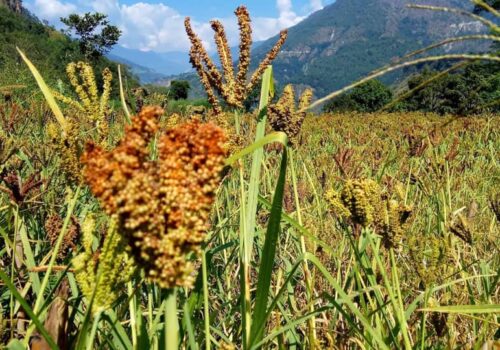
[390, 249, 412, 350]
[289, 149, 317, 348]
[128, 282, 137, 349]
[202, 250, 211, 350]
[165, 289, 179, 350]
[86, 310, 103, 350]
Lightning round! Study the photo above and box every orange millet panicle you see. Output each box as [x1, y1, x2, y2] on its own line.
[81, 106, 227, 288]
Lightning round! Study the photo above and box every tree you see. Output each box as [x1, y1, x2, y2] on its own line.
[323, 79, 393, 113]
[169, 80, 190, 100]
[398, 62, 500, 115]
[60, 12, 121, 60]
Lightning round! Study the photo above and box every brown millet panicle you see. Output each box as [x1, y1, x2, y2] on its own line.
[45, 214, 80, 260]
[189, 46, 223, 115]
[247, 29, 288, 92]
[154, 121, 227, 286]
[184, 17, 223, 87]
[81, 106, 227, 288]
[185, 17, 223, 115]
[0, 170, 43, 205]
[185, 5, 288, 112]
[326, 179, 413, 248]
[268, 85, 313, 145]
[235, 5, 252, 99]
[46, 119, 83, 184]
[211, 20, 235, 94]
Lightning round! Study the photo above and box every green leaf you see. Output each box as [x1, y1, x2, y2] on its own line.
[405, 274, 497, 319]
[102, 311, 133, 350]
[118, 65, 132, 124]
[259, 65, 275, 103]
[249, 148, 288, 345]
[225, 132, 287, 166]
[305, 254, 390, 350]
[16, 48, 68, 130]
[248, 255, 305, 345]
[240, 65, 275, 348]
[183, 301, 198, 350]
[257, 195, 335, 256]
[251, 308, 329, 350]
[7, 339, 27, 350]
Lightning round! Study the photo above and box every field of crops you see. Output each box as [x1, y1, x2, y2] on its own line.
[1, 74, 499, 348]
[1, 3, 499, 350]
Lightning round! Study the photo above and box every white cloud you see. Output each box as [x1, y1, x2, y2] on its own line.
[115, 2, 217, 52]
[276, 0, 305, 27]
[277, 0, 293, 16]
[310, 0, 324, 12]
[89, 0, 119, 14]
[30, 0, 76, 20]
[28, 0, 318, 52]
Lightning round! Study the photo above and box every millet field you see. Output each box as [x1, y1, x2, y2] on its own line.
[0, 2, 499, 350]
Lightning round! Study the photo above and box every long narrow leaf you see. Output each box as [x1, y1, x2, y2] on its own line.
[249, 149, 288, 345]
[241, 66, 275, 348]
[226, 132, 287, 166]
[118, 65, 132, 124]
[16, 48, 68, 130]
[102, 311, 133, 350]
[419, 304, 500, 314]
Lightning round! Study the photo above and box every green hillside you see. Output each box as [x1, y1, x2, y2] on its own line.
[0, 6, 137, 98]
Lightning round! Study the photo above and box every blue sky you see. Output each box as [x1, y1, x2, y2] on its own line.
[25, 0, 334, 53]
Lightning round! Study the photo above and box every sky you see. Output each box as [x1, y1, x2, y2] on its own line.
[24, 0, 334, 53]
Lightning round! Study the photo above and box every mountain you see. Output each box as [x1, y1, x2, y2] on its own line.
[107, 53, 167, 84]
[252, 0, 488, 96]
[116, 41, 266, 86]
[109, 46, 192, 78]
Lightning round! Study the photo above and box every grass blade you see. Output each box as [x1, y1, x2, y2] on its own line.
[305, 253, 390, 350]
[419, 304, 500, 314]
[249, 149, 288, 345]
[16, 48, 67, 130]
[117, 65, 132, 124]
[225, 132, 287, 166]
[102, 311, 133, 350]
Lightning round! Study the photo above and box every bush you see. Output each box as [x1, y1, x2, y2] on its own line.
[399, 63, 500, 115]
[323, 79, 393, 113]
[169, 80, 190, 100]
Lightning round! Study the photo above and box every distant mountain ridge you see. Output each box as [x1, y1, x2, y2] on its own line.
[108, 46, 192, 83]
[107, 52, 167, 84]
[119, 41, 266, 85]
[252, 0, 487, 95]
